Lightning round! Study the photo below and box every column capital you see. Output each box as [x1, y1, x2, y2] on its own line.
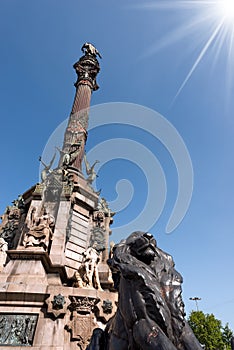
[73, 43, 101, 91]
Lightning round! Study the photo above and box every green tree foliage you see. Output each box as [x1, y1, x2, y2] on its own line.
[222, 323, 233, 350]
[188, 311, 233, 350]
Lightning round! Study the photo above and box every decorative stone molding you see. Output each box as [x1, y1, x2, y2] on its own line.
[66, 312, 97, 350]
[66, 296, 99, 350]
[68, 296, 99, 314]
[7, 250, 67, 283]
[95, 298, 117, 323]
[45, 293, 70, 318]
[73, 49, 100, 91]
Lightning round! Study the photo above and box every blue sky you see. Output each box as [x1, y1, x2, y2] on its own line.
[1, 0, 234, 330]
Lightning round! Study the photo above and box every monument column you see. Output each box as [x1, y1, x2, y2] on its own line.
[61, 43, 101, 171]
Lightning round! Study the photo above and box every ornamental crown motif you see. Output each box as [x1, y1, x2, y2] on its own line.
[69, 296, 98, 314]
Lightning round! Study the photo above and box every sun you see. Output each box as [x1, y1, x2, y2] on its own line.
[172, 0, 234, 101]
[216, 0, 234, 21]
[138, 0, 234, 101]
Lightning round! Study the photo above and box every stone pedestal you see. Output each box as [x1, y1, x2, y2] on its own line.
[0, 44, 117, 349]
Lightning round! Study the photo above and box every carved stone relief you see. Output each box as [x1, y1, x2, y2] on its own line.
[43, 170, 63, 202]
[0, 314, 38, 346]
[56, 142, 81, 169]
[67, 117, 87, 136]
[67, 313, 96, 350]
[45, 294, 70, 318]
[23, 206, 55, 251]
[93, 211, 105, 228]
[66, 296, 99, 350]
[101, 299, 113, 314]
[95, 298, 117, 324]
[89, 226, 106, 253]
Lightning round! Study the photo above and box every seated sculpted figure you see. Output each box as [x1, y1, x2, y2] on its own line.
[88, 231, 202, 350]
[23, 207, 55, 250]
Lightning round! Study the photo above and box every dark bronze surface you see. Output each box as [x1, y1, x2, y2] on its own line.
[88, 231, 203, 349]
[0, 314, 38, 346]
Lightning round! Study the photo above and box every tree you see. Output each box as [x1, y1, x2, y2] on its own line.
[222, 323, 233, 350]
[188, 310, 233, 350]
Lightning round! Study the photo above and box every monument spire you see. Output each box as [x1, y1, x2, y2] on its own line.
[61, 43, 101, 171]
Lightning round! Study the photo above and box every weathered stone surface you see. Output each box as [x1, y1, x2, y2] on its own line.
[0, 45, 116, 350]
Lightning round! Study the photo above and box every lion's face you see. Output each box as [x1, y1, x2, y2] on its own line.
[126, 232, 157, 265]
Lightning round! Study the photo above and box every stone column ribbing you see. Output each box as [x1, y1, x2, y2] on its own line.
[60, 44, 101, 172]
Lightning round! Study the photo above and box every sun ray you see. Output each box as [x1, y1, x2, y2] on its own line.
[140, 18, 206, 60]
[207, 23, 229, 72]
[172, 19, 224, 103]
[228, 25, 234, 62]
[226, 25, 234, 95]
[136, 0, 234, 105]
[141, 10, 216, 60]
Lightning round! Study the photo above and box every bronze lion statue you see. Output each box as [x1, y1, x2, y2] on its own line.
[87, 231, 202, 350]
